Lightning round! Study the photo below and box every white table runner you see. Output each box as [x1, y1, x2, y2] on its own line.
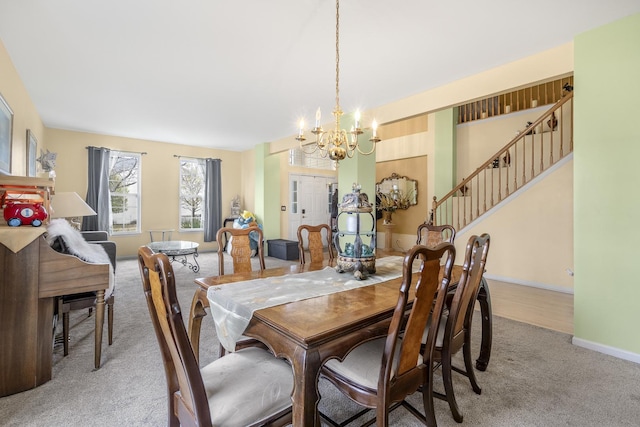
[207, 256, 407, 352]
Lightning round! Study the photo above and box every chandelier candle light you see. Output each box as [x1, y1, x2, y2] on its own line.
[295, 0, 381, 163]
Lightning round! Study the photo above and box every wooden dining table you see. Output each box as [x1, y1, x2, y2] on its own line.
[189, 258, 492, 427]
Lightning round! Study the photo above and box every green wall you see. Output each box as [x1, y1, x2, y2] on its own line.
[254, 143, 281, 243]
[574, 13, 640, 355]
[434, 108, 456, 200]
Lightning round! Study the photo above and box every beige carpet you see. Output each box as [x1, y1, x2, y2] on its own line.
[1, 251, 639, 426]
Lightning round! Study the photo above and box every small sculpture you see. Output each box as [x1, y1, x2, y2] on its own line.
[525, 121, 534, 135]
[547, 112, 558, 131]
[503, 150, 511, 166]
[36, 149, 57, 173]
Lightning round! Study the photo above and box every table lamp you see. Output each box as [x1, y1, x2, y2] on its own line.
[50, 192, 97, 229]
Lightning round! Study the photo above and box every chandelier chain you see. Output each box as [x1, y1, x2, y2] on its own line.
[335, 0, 340, 115]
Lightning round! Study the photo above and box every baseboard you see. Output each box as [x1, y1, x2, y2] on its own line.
[484, 274, 573, 294]
[572, 337, 640, 365]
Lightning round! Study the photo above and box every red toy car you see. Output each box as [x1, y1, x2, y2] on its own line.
[3, 201, 48, 227]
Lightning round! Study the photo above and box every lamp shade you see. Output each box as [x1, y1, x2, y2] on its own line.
[50, 192, 97, 218]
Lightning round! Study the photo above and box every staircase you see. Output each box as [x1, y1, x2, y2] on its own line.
[431, 92, 574, 230]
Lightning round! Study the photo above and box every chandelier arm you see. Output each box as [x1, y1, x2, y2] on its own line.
[298, 141, 319, 155]
[355, 139, 378, 156]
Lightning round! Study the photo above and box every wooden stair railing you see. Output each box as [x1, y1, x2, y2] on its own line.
[431, 91, 574, 230]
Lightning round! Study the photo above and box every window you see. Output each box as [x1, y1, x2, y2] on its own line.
[109, 151, 141, 234]
[179, 159, 205, 230]
[289, 148, 336, 170]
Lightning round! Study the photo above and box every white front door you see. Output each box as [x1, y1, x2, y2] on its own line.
[288, 175, 336, 241]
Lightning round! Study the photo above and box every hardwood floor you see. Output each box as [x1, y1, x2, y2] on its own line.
[483, 279, 574, 334]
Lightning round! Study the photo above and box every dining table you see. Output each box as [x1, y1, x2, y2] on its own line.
[189, 254, 492, 427]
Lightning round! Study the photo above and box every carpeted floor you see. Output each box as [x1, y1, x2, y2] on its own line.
[1, 251, 639, 426]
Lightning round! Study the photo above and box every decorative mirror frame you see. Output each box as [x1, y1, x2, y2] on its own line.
[376, 172, 418, 209]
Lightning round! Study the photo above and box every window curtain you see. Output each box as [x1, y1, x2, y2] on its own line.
[203, 158, 222, 242]
[82, 146, 111, 232]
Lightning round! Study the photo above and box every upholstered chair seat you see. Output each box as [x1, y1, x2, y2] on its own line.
[200, 347, 293, 426]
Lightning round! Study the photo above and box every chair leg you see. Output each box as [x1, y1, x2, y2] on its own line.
[421, 368, 438, 427]
[375, 403, 390, 427]
[63, 312, 70, 356]
[188, 288, 209, 362]
[463, 331, 481, 394]
[442, 350, 464, 423]
[107, 296, 114, 346]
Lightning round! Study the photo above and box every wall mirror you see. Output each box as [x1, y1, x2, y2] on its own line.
[376, 173, 418, 209]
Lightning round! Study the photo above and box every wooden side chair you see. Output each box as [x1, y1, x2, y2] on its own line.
[216, 226, 265, 276]
[189, 225, 266, 360]
[321, 242, 456, 427]
[431, 233, 490, 423]
[416, 222, 456, 247]
[137, 246, 293, 427]
[296, 223, 334, 265]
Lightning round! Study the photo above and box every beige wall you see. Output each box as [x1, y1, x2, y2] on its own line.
[457, 159, 573, 291]
[0, 39, 45, 177]
[46, 128, 244, 257]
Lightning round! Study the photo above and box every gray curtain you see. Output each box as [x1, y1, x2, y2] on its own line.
[203, 158, 222, 242]
[82, 146, 111, 232]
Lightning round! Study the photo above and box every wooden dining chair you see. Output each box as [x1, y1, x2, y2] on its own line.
[430, 233, 490, 423]
[189, 225, 266, 360]
[416, 222, 456, 247]
[321, 242, 456, 427]
[296, 223, 334, 265]
[137, 246, 293, 427]
[216, 226, 265, 276]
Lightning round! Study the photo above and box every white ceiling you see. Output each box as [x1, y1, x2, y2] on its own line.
[1, 1, 639, 152]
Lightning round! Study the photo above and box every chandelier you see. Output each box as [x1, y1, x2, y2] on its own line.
[295, 0, 381, 163]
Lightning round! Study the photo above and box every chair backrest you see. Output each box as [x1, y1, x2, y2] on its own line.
[416, 223, 456, 247]
[381, 242, 456, 398]
[296, 224, 334, 265]
[444, 234, 490, 351]
[137, 246, 211, 426]
[216, 226, 265, 276]
[148, 229, 173, 242]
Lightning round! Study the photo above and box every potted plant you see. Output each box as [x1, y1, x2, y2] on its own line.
[376, 192, 397, 224]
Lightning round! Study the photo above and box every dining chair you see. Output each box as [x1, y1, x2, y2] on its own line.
[321, 242, 456, 427]
[296, 223, 334, 265]
[216, 225, 265, 276]
[189, 225, 266, 360]
[430, 233, 490, 423]
[137, 246, 293, 427]
[416, 222, 456, 247]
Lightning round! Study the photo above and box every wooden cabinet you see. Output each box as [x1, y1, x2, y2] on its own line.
[0, 237, 55, 397]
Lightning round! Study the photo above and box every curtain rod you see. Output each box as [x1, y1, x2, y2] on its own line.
[173, 155, 221, 161]
[85, 146, 147, 155]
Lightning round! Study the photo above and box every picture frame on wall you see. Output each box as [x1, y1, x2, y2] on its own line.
[0, 92, 13, 175]
[27, 129, 37, 177]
